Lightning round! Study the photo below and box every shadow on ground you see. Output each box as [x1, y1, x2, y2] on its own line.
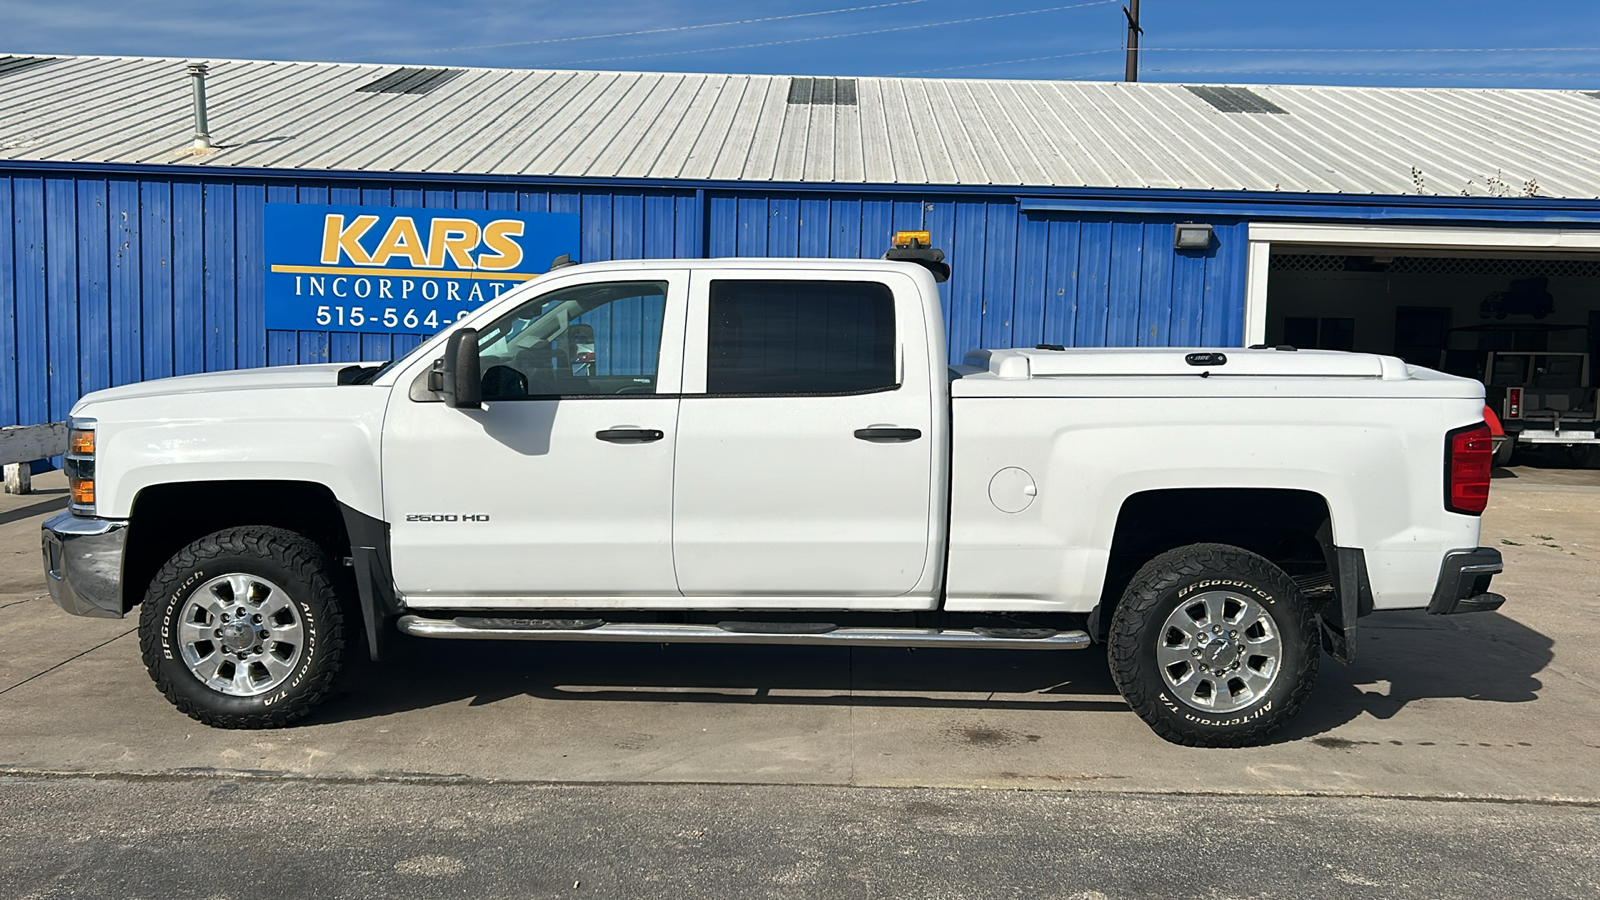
[300, 608, 1552, 742]
[1277, 609, 1549, 742]
[0, 493, 66, 528]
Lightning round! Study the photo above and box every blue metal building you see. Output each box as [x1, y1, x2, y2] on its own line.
[7, 55, 1600, 434]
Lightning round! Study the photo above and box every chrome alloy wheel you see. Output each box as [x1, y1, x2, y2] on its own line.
[1155, 590, 1282, 714]
[176, 573, 305, 697]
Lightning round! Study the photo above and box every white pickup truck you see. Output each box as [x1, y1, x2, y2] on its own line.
[42, 245, 1506, 747]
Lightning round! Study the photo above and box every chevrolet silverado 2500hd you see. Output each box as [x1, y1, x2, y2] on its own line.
[42, 247, 1506, 747]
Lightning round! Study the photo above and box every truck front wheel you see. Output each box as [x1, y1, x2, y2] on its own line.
[138, 526, 346, 729]
[1107, 543, 1319, 748]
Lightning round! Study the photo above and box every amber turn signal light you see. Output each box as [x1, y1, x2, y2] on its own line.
[70, 478, 96, 507]
[69, 428, 95, 456]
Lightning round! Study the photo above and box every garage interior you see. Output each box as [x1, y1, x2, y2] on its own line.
[1263, 246, 1600, 460]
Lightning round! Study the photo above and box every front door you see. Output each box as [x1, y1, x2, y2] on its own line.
[671, 272, 938, 603]
[383, 272, 688, 606]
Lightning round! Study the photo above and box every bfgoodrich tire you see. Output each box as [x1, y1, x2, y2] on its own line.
[1108, 543, 1319, 748]
[138, 526, 346, 729]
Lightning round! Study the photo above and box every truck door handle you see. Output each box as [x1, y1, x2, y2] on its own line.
[853, 427, 922, 442]
[596, 428, 664, 443]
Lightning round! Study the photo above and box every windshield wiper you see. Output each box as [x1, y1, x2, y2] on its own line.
[337, 363, 387, 385]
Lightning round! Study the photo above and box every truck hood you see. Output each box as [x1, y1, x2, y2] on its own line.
[73, 364, 356, 409]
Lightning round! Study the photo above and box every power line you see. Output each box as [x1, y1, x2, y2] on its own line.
[897, 48, 1120, 75]
[900, 43, 1600, 80]
[555, 0, 1121, 65]
[343, 0, 931, 60]
[1146, 47, 1600, 54]
[1148, 68, 1600, 77]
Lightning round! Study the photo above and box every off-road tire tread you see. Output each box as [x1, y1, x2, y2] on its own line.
[138, 526, 345, 729]
[1107, 543, 1319, 748]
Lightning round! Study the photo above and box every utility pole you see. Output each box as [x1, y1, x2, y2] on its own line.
[1123, 0, 1142, 82]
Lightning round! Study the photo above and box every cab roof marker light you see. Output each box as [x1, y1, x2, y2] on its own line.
[883, 233, 950, 283]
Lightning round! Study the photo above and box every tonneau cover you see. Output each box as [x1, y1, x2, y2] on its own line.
[964, 347, 1408, 380]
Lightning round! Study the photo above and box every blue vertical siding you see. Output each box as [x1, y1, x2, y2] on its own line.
[0, 169, 1255, 426]
[108, 179, 143, 385]
[76, 179, 110, 399]
[171, 180, 205, 377]
[947, 200, 987, 360]
[14, 178, 48, 425]
[139, 181, 175, 379]
[234, 184, 267, 369]
[0, 177, 15, 428]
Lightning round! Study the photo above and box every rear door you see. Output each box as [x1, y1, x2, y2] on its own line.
[670, 271, 938, 604]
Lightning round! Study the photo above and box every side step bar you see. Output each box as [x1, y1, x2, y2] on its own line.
[397, 615, 1092, 650]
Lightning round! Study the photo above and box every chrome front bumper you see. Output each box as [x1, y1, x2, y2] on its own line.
[41, 511, 128, 619]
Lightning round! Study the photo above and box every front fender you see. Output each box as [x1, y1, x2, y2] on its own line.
[80, 387, 389, 520]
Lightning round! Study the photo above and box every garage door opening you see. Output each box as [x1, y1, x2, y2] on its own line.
[1260, 244, 1600, 466]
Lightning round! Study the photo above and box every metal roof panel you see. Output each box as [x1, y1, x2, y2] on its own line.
[6, 54, 1600, 199]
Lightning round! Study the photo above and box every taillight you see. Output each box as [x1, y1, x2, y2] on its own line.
[1446, 422, 1493, 516]
[1505, 387, 1522, 419]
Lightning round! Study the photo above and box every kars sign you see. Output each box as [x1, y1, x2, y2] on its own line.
[265, 204, 580, 334]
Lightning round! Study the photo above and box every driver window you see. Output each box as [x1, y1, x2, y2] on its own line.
[475, 281, 668, 399]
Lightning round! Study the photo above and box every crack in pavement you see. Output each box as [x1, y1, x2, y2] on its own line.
[0, 627, 135, 696]
[0, 767, 1596, 807]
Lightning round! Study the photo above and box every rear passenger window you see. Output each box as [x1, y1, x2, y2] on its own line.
[706, 280, 896, 395]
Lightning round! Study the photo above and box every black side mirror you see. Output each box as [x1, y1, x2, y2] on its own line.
[438, 327, 482, 409]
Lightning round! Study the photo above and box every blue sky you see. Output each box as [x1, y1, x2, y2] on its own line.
[5, 0, 1600, 88]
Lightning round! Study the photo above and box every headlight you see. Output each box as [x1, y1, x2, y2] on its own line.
[66, 418, 96, 514]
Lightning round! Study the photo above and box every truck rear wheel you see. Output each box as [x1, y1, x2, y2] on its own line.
[138, 526, 346, 729]
[1107, 543, 1319, 748]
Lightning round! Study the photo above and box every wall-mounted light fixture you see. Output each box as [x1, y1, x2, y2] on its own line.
[1173, 222, 1213, 250]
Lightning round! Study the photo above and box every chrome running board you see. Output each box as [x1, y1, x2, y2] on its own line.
[396, 615, 1091, 650]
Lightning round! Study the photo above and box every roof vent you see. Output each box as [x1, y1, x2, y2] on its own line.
[1185, 85, 1287, 115]
[788, 77, 857, 106]
[0, 56, 57, 79]
[356, 67, 464, 96]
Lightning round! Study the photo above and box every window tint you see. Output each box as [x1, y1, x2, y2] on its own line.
[706, 280, 896, 395]
[475, 281, 667, 399]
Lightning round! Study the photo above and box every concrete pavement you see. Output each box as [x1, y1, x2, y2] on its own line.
[1, 468, 1598, 800]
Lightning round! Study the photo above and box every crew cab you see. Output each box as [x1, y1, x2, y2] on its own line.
[43, 246, 1506, 747]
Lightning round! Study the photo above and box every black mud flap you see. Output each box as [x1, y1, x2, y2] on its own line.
[341, 504, 403, 662]
[1320, 547, 1373, 665]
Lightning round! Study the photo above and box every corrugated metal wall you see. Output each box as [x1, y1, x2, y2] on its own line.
[702, 194, 1247, 358]
[0, 169, 1247, 429]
